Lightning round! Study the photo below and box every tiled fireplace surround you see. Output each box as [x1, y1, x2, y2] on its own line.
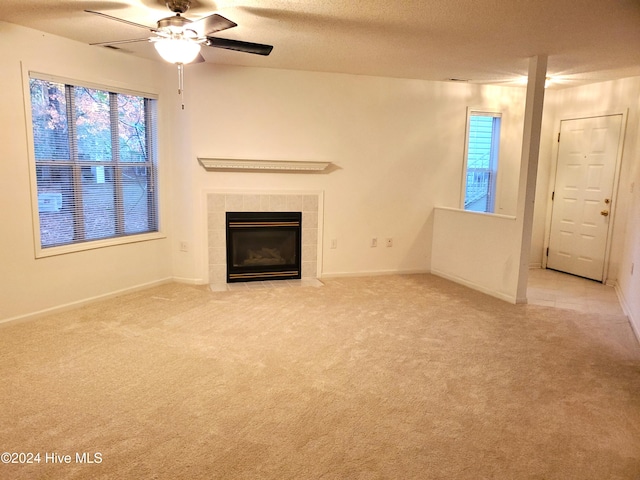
[207, 192, 322, 285]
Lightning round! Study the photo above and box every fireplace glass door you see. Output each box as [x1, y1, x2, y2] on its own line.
[226, 212, 302, 282]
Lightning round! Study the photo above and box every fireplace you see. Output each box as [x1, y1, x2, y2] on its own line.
[226, 211, 302, 282]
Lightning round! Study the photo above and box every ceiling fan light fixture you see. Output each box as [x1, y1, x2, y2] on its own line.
[153, 37, 201, 64]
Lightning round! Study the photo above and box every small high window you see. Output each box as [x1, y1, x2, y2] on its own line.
[462, 111, 501, 213]
[28, 74, 159, 255]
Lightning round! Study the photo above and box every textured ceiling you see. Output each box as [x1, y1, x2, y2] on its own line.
[1, 0, 640, 87]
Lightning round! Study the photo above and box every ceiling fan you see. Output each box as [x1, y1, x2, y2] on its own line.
[86, 0, 273, 65]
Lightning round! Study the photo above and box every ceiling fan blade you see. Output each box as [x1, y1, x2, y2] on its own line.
[189, 13, 237, 37]
[192, 53, 206, 64]
[206, 37, 273, 56]
[85, 10, 155, 31]
[90, 37, 150, 46]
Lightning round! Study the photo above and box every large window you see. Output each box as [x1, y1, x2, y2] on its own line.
[462, 111, 501, 213]
[28, 74, 158, 254]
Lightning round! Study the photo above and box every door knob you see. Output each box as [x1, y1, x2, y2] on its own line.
[601, 210, 609, 217]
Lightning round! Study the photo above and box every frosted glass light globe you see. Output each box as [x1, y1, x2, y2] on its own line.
[154, 38, 201, 64]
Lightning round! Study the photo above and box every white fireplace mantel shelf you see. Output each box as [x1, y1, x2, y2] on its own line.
[198, 157, 333, 173]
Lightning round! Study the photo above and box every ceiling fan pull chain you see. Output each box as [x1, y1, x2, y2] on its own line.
[177, 63, 185, 110]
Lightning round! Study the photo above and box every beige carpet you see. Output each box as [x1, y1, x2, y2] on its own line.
[1, 274, 639, 479]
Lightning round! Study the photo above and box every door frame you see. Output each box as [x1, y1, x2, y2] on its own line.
[541, 110, 628, 284]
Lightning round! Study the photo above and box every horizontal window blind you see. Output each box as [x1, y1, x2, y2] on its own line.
[29, 76, 158, 249]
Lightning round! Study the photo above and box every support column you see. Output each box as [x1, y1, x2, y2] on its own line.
[515, 55, 548, 302]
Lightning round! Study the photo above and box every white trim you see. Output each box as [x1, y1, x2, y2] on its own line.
[542, 110, 628, 283]
[615, 284, 640, 345]
[0, 278, 173, 327]
[601, 112, 628, 284]
[172, 276, 207, 285]
[430, 269, 520, 304]
[22, 64, 164, 259]
[35, 232, 167, 258]
[460, 108, 502, 211]
[435, 205, 516, 221]
[198, 157, 332, 172]
[202, 188, 326, 195]
[28, 71, 159, 100]
[321, 269, 429, 279]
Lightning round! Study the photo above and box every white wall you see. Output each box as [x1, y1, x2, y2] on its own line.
[170, 64, 527, 283]
[0, 23, 176, 322]
[432, 208, 521, 302]
[617, 90, 640, 338]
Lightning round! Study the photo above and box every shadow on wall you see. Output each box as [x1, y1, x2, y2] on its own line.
[403, 209, 435, 272]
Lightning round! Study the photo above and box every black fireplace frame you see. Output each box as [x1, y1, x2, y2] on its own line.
[226, 211, 302, 283]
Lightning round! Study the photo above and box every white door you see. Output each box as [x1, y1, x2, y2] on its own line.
[547, 114, 622, 281]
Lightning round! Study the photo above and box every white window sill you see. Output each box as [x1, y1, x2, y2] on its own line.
[35, 231, 166, 258]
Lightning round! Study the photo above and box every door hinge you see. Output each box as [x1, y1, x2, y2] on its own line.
[557, 132, 561, 142]
[546, 247, 549, 256]
[551, 191, 555, 201]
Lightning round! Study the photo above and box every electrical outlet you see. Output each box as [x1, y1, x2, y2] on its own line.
[386, 238, 393, 247]
[179, 241, 188, 252]
[371, 238, 377, 248]
[330, 238, 337, 249]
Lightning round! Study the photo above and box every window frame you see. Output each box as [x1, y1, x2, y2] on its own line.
[460, 108, 502, 214]
[24, 71, 164, 258]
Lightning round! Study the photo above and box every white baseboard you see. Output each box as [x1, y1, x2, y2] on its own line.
[615, 284, 640, 345]
[172, 276, 207, 285]
[430, 269, 518, 304]
[320, 269, 429, 279]
[0, 277, 174, 327]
